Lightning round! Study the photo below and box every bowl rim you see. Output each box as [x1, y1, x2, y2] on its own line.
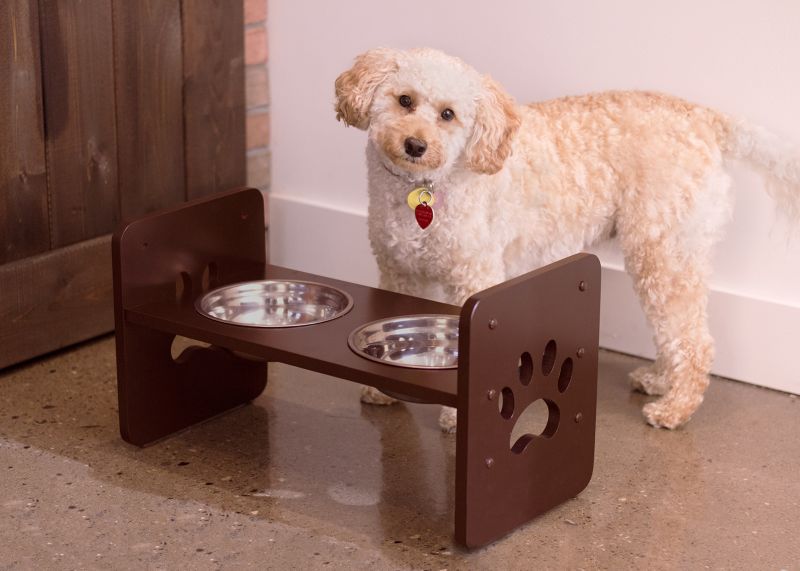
[347, 313, 460, 370]
[194, 279, 355, 328]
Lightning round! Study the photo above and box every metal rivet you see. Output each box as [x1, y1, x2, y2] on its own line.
[487, 389, 497, 401]
[578, 281, 587, 292]
[488, 319, 498, 329]
[485, 457, 494, 468]
[575, 412, 583, 423]
[576, 347, 586, 358]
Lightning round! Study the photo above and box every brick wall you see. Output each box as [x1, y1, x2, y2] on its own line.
[244, 0, 270, 194]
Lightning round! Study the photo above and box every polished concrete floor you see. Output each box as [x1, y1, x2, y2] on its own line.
[1, 335, 798, 570]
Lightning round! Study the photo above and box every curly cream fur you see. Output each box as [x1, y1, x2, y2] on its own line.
[334, 48, 800, 430]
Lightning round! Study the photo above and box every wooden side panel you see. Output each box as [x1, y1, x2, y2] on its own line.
[113, 0, 186, 219]
[0, 0, 49, 264]
[0, 236, 114, 370]
[39, 0, 119, 247]
[455, 255, 600, 548]
[182, 0, 247, 199]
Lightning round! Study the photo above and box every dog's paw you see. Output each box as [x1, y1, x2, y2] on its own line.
[629, 364, 671, 396]
[642, 395, 701, 429]
[360, 385, 398, 406]
[438, 406, 457, 434]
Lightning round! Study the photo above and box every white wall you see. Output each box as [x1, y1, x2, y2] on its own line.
[269, 0, 800, 394]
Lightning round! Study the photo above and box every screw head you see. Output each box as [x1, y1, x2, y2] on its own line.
[488, 319, 498, 329]
[485, 457, 495, 468]
[577, 347, 586, 358]
[487, 389, 497, 401]
[575, 412, 583, 423]
[578, 280, 587, 292]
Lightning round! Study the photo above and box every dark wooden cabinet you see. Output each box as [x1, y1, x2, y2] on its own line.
[0, 0, 246, 369]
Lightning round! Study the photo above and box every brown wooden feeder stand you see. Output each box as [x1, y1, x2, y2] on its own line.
[112, 187, 600, 549]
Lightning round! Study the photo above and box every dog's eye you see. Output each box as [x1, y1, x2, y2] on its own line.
[399, 95, 413, 108]
[441, 108, 455, 121]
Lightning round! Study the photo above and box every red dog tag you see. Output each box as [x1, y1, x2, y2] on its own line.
[415, 203, 434, 229]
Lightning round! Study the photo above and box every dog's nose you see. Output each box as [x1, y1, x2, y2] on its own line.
[404, 137, 427, 158]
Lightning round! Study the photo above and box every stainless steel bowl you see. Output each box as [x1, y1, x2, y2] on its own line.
[196, 280, 354, 328]
[348, 314, 459, 369]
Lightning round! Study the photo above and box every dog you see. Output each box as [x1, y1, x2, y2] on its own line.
[334, 47, 800, 431]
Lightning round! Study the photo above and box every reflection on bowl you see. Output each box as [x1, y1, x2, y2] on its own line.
[348, 314, 459, 369]
[196, 280, 353, 328]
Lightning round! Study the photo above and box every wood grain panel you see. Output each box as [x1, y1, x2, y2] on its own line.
[182, 0, 246, 199]
[0, 0, 49, 264]
[113, 0, 185, 219]
[39, 0, 119, 247]
[0, 236, 113, 370]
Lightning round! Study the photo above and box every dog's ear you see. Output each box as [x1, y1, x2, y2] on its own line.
[335, 48, 399, 130]
[465, 75, 521, 175]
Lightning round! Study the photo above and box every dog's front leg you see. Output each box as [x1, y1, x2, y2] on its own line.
[358, 267, 408, 406]
[440, 266, 506, 307]
[361, 265, 431, 407]
[438, 263, 507, 434]
[377, 265, 424, 297]
[360, 385, 399, 405]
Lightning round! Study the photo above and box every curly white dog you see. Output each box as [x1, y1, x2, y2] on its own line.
[334, 47, 800, 431]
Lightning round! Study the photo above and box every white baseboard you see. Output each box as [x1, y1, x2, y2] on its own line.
[269, 194, 800, 395]
[598, 267, 800, 394]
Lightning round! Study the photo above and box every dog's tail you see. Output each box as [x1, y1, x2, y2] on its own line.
[719, 116, 800, 225]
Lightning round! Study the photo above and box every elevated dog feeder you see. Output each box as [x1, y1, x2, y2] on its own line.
[112, 187, 600, 549]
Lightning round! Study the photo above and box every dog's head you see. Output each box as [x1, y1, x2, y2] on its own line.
[335, 48, 520, 178]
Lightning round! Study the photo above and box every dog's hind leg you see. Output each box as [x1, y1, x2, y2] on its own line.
[618, 162, 732, 427]
[629, 359, 671, 396]
[622, 236, 716, 429]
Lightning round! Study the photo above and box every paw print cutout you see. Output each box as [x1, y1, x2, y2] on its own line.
[496, 339, 575, 454]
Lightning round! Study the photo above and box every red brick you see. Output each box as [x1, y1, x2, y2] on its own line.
[245, 27, 268, 65]
[246, 66, 270, 108]
[244, 0, 267, 24]
[247, 150, 271, 189]
[246, 111, 270, 150]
